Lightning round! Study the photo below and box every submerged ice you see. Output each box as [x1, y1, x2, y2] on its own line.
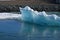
[20, 6, 60, 26]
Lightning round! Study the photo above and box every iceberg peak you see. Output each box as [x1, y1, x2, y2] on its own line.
[19, 6, 60, 26]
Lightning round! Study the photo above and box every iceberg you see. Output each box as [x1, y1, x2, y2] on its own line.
[19, 6, 60, 26]
[0, 6, 59, 26]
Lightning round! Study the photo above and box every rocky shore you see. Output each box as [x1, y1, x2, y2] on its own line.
[0, 5, 59, 12]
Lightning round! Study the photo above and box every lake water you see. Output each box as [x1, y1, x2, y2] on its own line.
[0, 12, 60, 40]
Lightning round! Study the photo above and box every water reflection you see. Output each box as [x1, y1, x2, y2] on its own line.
[0, 20, 60, 40]
[19, 22, 60, 40]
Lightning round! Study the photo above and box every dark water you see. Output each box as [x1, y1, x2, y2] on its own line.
[0, 19, 60, 40]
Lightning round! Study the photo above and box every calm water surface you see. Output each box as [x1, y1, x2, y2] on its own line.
[0, 20, 60, 40]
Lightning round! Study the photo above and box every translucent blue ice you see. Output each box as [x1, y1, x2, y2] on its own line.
[20, 6, 60, 26]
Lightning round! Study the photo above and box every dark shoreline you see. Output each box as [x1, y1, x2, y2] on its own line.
[0, 5, 59, 12]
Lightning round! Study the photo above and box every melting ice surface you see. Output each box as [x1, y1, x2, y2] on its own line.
[20, 6, 60, 26]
